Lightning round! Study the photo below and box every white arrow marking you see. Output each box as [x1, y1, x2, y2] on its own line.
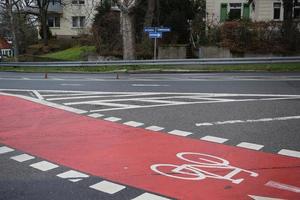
[248, 195, 285, 200]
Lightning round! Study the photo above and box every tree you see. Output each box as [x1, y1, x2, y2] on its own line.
[0, 0, 38, 58]
[114, 0, 140, 60]
[0, 0, 20, 60]
[282, 0, 295, 48]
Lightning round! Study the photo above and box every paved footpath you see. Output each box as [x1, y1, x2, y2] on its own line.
[0, 94, 300, 200]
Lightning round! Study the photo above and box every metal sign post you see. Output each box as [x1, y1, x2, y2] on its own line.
[144, 27, 171, 60]
[149, 32, 162, 60]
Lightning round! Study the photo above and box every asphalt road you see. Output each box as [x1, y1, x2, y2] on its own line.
[1, 72, 300, 200]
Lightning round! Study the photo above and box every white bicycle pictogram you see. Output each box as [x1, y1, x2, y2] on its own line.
[151, 152, 258, 184]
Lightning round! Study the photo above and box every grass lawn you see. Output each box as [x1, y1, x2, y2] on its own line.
[40, 46, 96, 61]
[0, 63, 300, 73]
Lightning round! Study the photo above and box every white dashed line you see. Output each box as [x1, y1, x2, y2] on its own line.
[132, 193, 172, 200]
[196, 115, 300, 127]
[10, 154, 35, 162]
[104, 117, 122, 122]
[265, 180, 300, 193]
[201, 136, 228, 144]
[168, 130, 193, 137]
[123, 121, 144, 127]
[237, 142, 264, 150]
[88, 113, 104, 118]
[89, 181, 126, 194]
[146, 126, 164, 131]
[0, 146, 14, 154]
[57, 170, 89, 182]
[278, 149, 300, 158]
[30, 161, 59, 171]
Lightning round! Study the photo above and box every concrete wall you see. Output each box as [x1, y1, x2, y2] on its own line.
[158, 46, 187, 59]
[198, 46, 232, 58]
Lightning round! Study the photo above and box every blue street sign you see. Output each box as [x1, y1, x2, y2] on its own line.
[149, 32, 162, 39]
[157, 27, 171, 32]
[144, 27, 156, 32]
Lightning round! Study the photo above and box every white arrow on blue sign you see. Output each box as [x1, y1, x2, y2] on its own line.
[149, 32, 162, 39]
[144, 27, 156, 32]
[157, 27, 171, 32]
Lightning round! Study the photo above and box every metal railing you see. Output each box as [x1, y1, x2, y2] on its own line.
[0, 57, 300, 67]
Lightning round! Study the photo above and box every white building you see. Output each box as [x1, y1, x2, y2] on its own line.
[47, 0, 101, 38]
[206, 0, 300, 24]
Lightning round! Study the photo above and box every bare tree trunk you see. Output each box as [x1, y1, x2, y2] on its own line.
[282, 0, 295, 50]
[121, 12, 136, 60]
[7, 0, 19, 61]
[144, 0, 155, 27]
[115, 0, 140, 60]
[40, 9, 48, 46]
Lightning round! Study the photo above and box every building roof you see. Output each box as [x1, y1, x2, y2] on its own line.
[0, 36, 12, 49]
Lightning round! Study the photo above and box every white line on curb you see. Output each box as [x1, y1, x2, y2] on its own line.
[88, 113, 104, 118]
[123, 121, 144, 127]
[104, 117, 121, 122]
[237, 142, 264, 150]
[11, 154, 35, 162]
[201, 136, 228, 144]
[168, 130, 193, 137]
[146, 126, 165, 131]
[132, 193, 172, 200]
[30, 161, 59, 171]
[278, 149, 300, 158]
[89, 181, 126, 194]
[0, 146, 14, 154]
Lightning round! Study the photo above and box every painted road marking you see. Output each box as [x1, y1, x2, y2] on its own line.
[146, 126, 164, 132]
[200, 136, 228, 143]
[0, 92, 87, 114]
[168, 130, 193, 137]
[10, 154, 35, 162]
[265, 181, 300, 193]
[60, 84, 82, 86]
[30, 161, 59, 171]
[132, 193, 171, 200]
[88, 113, 104, 118]
[237, 142, 264, 150]
[278, 149, 300, 158]
[131, 84, 169, 87]
[1, 95, 300, 200]
[3, 89, 300, 113]
[196, 115, 300, 127]
[32, 90, 44, 100]
[248, 195, 284, 200]
[0, 146, 14, 154]
[89, 181, 126, 194]
[104, 117, 121, 122]
[46, 95, 111, 101]
[57, 170, 89, 182]
[123, 121, 144, 127]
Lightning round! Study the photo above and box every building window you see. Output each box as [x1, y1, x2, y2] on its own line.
[229, 3, 242, 20]
[243, 3, 250, 19]
[72, 0, 84, 4]
[72, 16, 85, 28]
[273, 3, 281, 20]
[220, 3, 228, 22]
[48, 16, 60, 27]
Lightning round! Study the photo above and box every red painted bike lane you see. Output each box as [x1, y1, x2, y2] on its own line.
[0, 95, 299, 200]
